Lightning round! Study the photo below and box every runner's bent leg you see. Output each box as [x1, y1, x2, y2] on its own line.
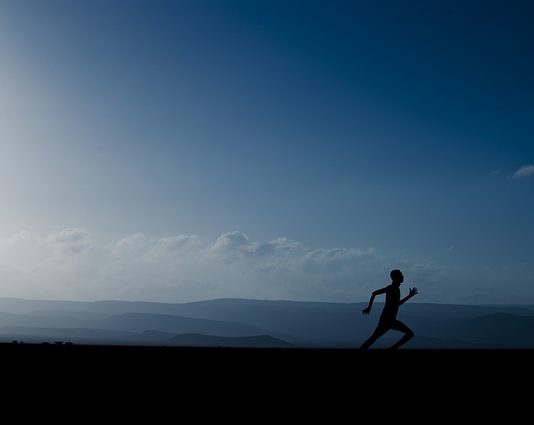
[388, 320, 414, 349]
[360, 323, 390, 350]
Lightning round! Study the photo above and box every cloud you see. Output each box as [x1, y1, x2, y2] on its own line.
[48, 228, 90, 254]
[6, 227, 521, 303]
[0, 228, 384, 302]
[513, 164, 534, 178]
[298, 248, 376, 273]
[113, 233, 147, 256]
[156, 235, 201, 252]
[210, 231, 303, 260]
[211, 231, 254, 258]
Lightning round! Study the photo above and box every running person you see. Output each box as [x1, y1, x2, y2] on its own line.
[360, 269, 418, 349]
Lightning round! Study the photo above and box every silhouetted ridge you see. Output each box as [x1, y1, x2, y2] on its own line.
[1, 297, 534, 348]
[101, 312, 268, 337]
[165, 333, 290, 347]
[454, 313, 534, 347]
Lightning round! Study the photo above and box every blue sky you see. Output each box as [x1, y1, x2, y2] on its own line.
[0, 0, 532, 303]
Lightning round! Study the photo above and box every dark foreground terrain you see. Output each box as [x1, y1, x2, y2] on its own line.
[3, 342, 527, 412]
[3, 342, 531, 382]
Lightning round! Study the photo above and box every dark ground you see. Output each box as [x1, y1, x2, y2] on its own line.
[3, 342, 530, 379]
[2, 342, 527, 413]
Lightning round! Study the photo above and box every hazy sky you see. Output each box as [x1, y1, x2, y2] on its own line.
[0, 0, 532, 303]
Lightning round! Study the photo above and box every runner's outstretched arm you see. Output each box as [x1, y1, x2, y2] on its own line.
[399, 287, 418, 306]
[361, 287, 388, 315]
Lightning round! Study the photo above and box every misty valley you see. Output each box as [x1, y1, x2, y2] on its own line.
[0, 298, 532, 349]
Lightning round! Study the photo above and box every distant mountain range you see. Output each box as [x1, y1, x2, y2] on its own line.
[0, 297, 533, 348]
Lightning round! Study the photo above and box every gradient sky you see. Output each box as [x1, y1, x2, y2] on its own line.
[0, 0, 532, 303]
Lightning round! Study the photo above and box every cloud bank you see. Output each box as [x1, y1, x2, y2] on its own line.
[0, 228, 528, 303]
[0, 228, 390, 302]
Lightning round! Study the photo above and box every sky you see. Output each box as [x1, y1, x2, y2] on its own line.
[0, 0, 532, 304]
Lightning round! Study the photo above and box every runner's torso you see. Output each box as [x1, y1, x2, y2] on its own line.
[380, 283, 400, 322]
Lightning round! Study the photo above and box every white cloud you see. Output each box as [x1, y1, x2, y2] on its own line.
[156, 235, 200, 252]
[269, 237, 303, 252]
[298, 248, 376, 273]
[48, 228, 90, 254]
[0, 228, 386, 302]
[9, 228, 521, 303]
[113, 233, 147, 256]
[211, 231, 253, 258]
[513, 164, 534, 178]
[210, 231, 304, 260]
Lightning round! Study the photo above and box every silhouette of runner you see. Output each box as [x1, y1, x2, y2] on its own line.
[360, 269, 418, 349]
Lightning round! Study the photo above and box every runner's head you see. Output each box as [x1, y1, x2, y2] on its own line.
[390, 269, 404, 284]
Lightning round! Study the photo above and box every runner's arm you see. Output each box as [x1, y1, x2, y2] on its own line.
[399, 287, 418, 306]
[362, 287, 388, 314]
